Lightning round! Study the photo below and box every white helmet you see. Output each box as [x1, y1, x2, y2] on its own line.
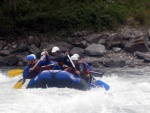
[71, 55, 78, 60]
[51, 46, 60, 53]
[41, 52, 45, 56]
[30, 54, 36, 59]
[73, 54, 80, 58]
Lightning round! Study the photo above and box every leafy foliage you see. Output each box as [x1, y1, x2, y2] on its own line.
[0, 0, 150, 36]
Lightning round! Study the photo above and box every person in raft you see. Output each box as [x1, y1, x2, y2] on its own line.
[23, 51, 50, 79]
[41, 51, 61, 70]
[64, 55, 91, 83]
[50, 46, 71, 70]
[72, 54, 92, 71]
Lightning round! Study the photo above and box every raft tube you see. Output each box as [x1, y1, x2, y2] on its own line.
[26, 70, 110, 91]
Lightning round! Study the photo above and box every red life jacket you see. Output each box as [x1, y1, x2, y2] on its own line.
[65, 62, 89, 78]
[76, 63, 89, 78]
[27, 64, 41, 79]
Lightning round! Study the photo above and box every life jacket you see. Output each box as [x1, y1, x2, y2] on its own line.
[50, 52, 66, 70]
[65, 62, 90, 82]
[76, 62, 89, 77]
[27, 64, 41, 79]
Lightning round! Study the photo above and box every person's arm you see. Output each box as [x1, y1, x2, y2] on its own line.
[84, 62, 92, 71]
[77, 63, 87, 73]
[63, 56, 72, 67]
[64, 67, 73, 73]
[64, 66, 80, 75]
[23, 66, 30, 79]
[29, 52, 50, 71]
[37, 52, 50, 67]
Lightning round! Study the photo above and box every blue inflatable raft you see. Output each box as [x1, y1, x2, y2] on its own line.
[26, 70, 110, 91]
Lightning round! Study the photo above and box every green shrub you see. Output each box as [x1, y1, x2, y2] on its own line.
[0, 0, 150, 37]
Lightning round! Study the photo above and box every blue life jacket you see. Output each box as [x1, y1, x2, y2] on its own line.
[50, 61, 61, 70]
[84, 62, 92, 71]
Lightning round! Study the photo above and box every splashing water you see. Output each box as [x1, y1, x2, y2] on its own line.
[0, 67, 150, 113]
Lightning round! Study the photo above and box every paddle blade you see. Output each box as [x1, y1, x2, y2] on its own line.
[13, 79, 25, 89]
[80, 78, 89, 91]
[95, 80, 110, 91]
[8, 69, 23, 77]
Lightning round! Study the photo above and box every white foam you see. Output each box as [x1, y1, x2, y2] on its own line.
[0, 68, 150, 113]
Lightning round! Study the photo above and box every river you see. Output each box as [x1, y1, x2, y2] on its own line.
[0, 66, 150, 113]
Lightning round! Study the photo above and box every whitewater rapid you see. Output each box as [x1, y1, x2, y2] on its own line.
[0, 67, 150, 113]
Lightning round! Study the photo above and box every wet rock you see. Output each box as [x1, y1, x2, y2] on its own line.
[84, 44, 106, 56]
[112, 47, 121, 53]
[102, 58, 126, 67]
[134, 51, 150, 62]
[83, 33, 102, 44]
[5, 55, 19, 66]
[28, 44, 40, 55]
[0, 57, 7, 66]
[27, 36, 41, 47]
[70, 47, 84, 56]
[106, 33, 124, 48]
[80, 40, 87, 48]
[0, 41, 4, 50]
[92, 62, 100, 68]
[17, 43, 28, 52]
[17, 61, 25, 66]
[98, 39, 106, 45]
[0, 50, 10, 56]
[124, 34, 149, 53]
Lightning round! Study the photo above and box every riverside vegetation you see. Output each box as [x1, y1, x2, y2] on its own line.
[0, 0, 150, 37]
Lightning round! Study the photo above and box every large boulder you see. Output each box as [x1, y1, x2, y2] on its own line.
[134, 51, 150, 62]
[0, 50, 10, 56]
[28, 44, 40, 55]
[70, 47, 84, 56]
[84, 44, 106, 56]
[106, 33, 124, 48]
[83, 33, 102, 44]
[17, 43, 28, 52]
[124, 35, 149, 53]
[27, 36, 41, 47]
[102, 58, 126, 67]
[0, 55, 19, 66]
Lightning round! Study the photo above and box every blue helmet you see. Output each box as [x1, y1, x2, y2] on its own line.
[30, 54, 36, 59]
[26, 55, 35, 61]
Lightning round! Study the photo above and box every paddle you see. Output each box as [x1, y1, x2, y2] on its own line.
[95, 80, 110, 91]
[91, 76, 110, 91]
[13, 55, 45, 89]
[89, 71, 104, 77]
[67, 54, 88, 90]
[8, 69, 23, 77]
[8, 63, 55, 77]
[8, 67, 103, 78]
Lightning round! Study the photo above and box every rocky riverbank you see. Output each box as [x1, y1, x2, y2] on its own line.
[0, 26, 150, 68]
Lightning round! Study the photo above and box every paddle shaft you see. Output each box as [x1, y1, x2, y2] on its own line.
[67, 54, 82, 80]
[90, 71, 103, 75]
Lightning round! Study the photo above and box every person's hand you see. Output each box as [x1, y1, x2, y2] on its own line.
[64, 68, 68, 71]
[29, 67, 34, 72]
[63, 64, 68, 68]
[42, 49, 49, 56]
[65, 51, 70, 55]
[55, 62, 58, 66]
[44, 51, 49, 56]
[75, 70, 80, 75]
